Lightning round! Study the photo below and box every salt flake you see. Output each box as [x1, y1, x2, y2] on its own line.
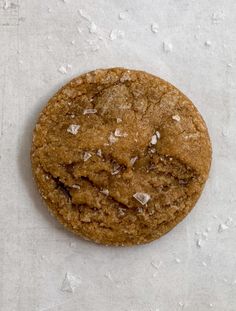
[119, 11, 128, 20]
[108, 133, 118, 144]
[72, 184, 80, 189]
[172, 115, 181, 122]
[83, 108, 97, 115]
[130, 156, 138, 166]
[83, 152, 92, 162]
[110, 29, 125, 40]
[111, 163, 121, 175]
[116, 117, 122, 123]
[163, 41, 173, 53]
[89, 22, 97, 33]
[97, 149, 102, 157]
[133, 192, 150, 205]
[218, 223, 228, 233]
[67, 124, 80, 135]
[61, 272, 81, 293]
[101, 189, 109, 196]
[151, 23, 159, 33]
[114, 128, 128, 137]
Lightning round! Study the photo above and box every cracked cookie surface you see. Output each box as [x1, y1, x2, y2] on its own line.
[31, 68, 212, 246]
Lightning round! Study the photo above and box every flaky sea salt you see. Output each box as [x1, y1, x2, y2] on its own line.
[97, 149, 102, 157]
[163, 41, 173, 53]
[101, 189, 109, 196]
[151, 134, 157, 145]
[72, 184, 80, 189]
[119, 11, 128, 20]
[116, 117, 122, 123]
[61, 272, 81, 293]
[110, 29, 125, 40]
[114, 128, 128, 137]
[89, 22, 97, 33]
[205, 40, 212, 47]
[58, 65, 68, 74]
[172, 115, 181, 122]
[130, 156, 138, 166]
[111, 163, 121, 175]
[83, 108, 97, 115]
[133, 192, 150, 205]
[151, 23, 159, 33]
[108, 133, 118, 144]
[67, 124, 80, 135]
[150, 131, 160, 145]
[83, 152, 92, 162]
[218, 223, 228, 233]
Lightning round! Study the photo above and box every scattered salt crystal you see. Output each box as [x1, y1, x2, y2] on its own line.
[202, 261, 207, 267]
[119, 11, 128, 20]
[209, 303, 213, 308]
[130, 156, 138, 166]
[61, 272, 81, 293]
[104, 272, 113, 281]
[118, 208, 125, 216]
[178, 302, 185, 307]
[71, 40, 76, 45]
[205, 40, 212, 47]
[89, 22, 97, 33]
[196, 238, 202, 248]
[151, 23, 159, 33]
[111, 163, 121, 175]
[67, 124, 80, 135]
[175, 258, 181, 263]
[225, 216, 233, 226]
[83, 108, 97, 115]
[151, 134, 157, 145]
[133, 192, 150, 205]
[97, 149, 102, 157]
[218, 223, 228, 233]
[58, 64, 72, 75]
[108, 133, 118, 144]
[212, 11, 225, 24]
[78, 9, 91, 21]
[150, 131, 160, 145]
[227, 63, 233, 68]
[116, 117, 122, 123]
[156, 131, 161, 139]
[110, 29, 125, 40]
[101, 189, 109, 196]
[47, 7, 52, 13]
[114, 128, 128, 137]
[83, 152, 92, 162]
[58, 65, 68, 74]
[172, 115, 181, 122]
[163, 41, 173, 53]
[72, 184, 80, 189]
[3, 0, 10, 9]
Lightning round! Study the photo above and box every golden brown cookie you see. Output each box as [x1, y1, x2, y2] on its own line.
[31, 68, 212, 246]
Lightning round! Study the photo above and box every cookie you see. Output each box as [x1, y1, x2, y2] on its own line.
[31, 68, 212, 246]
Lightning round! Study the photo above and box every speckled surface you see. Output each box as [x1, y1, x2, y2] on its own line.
[0, 0, 236, 310]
